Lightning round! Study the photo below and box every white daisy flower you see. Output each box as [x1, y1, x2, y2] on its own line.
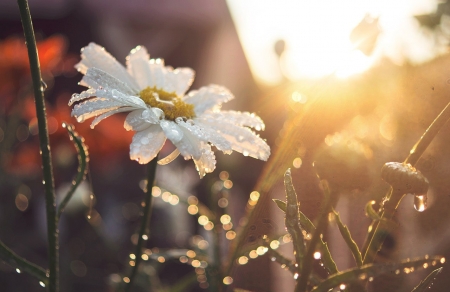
[69, 43, 270, 177]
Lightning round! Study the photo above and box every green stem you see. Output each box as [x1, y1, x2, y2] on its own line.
[362, 101, 450, 265]
[0, 240, 48, 285]
[297, 185, 335, 292]
[17, 1, 58, 291]
[362, 189, 403, 265]
[125, 157, 158, 292]
[57, 124, 88, 219]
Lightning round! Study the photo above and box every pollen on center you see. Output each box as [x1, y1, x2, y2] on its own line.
[139, 86, 196, 121]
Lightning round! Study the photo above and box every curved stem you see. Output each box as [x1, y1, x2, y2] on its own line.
[0, 240, 48, 284]
[125, 157, 158, 292]
[57, 124, 88, 219]
[362, 101, 450, 265]
[17, 0, 58, 291]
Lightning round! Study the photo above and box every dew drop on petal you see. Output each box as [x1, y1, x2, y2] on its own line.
[414, 194, 427, 212]
[16, 268, 21, 273]
[39, 281, 45, 287]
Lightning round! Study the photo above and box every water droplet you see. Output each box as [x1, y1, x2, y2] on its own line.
[358, 273, 367, 280]
[368, 277, 374, 282]
[16, 268, 21, 273]
[414, 194, 427, 212]
[39, 281, 45, 287]
[340, 284, 346, 290]
[271, 257, 276, 262]
[313, 251, 321, 260]
[294, 273, 299, 280]
[42, 180, 45, 185]
[40, 80, 48, 92]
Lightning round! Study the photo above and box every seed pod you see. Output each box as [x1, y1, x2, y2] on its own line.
[380, 162, 428, 194]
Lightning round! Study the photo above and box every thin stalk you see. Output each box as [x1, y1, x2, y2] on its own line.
[17, 0, 58, 291]
[125, 157, 158, 292]
[0, 240, 48, 284]
[362, 101, 450, 264]
[57, 123, 88, 219]
[297, 184, 335, 292]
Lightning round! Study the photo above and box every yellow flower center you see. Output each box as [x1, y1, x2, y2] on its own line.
[139, 86, 196, 121]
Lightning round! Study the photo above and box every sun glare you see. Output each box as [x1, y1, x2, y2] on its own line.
[227, 0, 438, 84]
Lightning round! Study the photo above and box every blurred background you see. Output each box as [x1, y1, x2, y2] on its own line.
[2, 0, 450, 291]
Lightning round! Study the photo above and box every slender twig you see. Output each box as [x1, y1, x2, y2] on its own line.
[362, 102, 450, 265]
[125, 157, 158, 292]
[17, 1, 58, 291]
[0, 240, 48, 284]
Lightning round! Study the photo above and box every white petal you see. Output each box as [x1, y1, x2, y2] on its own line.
[130, 125, 166, 164]
[71, 99, 124, 122]
[194, 143, 216, 178]
[183, 85, 234, 115]
[164, 68, 195, 96]
[80, 68, 136, 95]
[160, 120, 202, 160]
[157, 149, 180, 165]
[148, 60, 166, 90]
[181, 119, 232, 154]
[124, 109, 161, 131]
[75, 43, 139, 91]
[197, 117, 270, 161]
[207, 111, 265, 131]
[90, 107, 136, 128]
[126, 46, 152, 90]
[69, 88, 96, 106]
[108, 89, 147, 108]
[127, 46, 194, 95]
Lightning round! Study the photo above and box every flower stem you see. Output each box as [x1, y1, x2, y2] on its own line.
[17, 0, 58, 291]
[0, 240, 48, 284]
[125, 158, 158, 292]
[362, 101, 450, 265]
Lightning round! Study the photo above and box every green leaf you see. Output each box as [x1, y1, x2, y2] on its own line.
[310, 255, 445, 292]
[284, 169, 305, 269]
[272, 198, 338, 274]
[332, 209, 363, 267]
[273, 199, 287, 212]
[411, 267, 443, 292]
[57, 123, 89, 218]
